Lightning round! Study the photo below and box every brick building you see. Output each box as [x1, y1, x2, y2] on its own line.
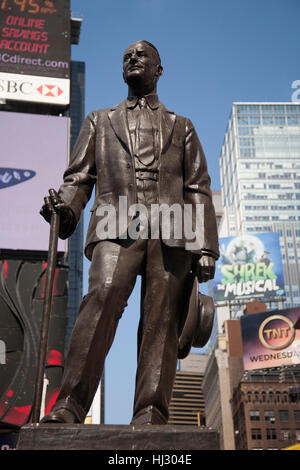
[232, 364, 300, 450]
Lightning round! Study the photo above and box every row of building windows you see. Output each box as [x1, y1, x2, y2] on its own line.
[246, 391, 300, 405]
[251, 428, 300, 441]
[241, 163, 300, 170]
[277, 229, 300, 237]
[240, 148, 300, 157]
[240, 137, 300, 147]
[237, 116, 300, 126]
[245, 216, 300, 222]
[250, 410, 300, 422]
[244, 205, 300, 211]
[243, 193, 300, 200]
[236, 104, 300, 114]
[238, 125, 300, 136]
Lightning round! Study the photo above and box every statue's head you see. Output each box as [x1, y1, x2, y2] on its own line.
[123, 40, 163, 92]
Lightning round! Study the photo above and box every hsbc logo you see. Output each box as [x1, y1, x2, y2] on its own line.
[0, 79, 64, 98]
[0, 72, 69, 105]
[37, 84, 64, 98]
[0, 78, 32, 95]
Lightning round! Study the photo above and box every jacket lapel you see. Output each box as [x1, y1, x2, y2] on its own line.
[108, 100, 133, 156]
[159, 103, 176, 155]
[108, 100, 176, 157]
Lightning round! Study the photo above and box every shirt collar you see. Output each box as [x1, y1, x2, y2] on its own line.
[126, 93, 159, 110]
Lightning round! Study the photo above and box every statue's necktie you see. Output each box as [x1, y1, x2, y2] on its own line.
[135, 97, 155, 166]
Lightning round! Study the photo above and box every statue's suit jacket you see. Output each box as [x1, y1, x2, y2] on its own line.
[58, 99, 219, 261]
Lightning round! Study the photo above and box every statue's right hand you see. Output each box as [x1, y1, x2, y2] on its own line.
[40, 188, 74, 227]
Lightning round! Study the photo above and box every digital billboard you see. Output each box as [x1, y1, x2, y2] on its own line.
[241, 308, 300, 370]
[0, 0, 70, 104]
[0, 110, 68, 252]
[0, 259, 68, 427]
[213, 232, 285, 303]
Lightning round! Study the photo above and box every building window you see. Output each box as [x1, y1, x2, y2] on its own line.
[296, 430, 300, 442]
[279, 410, 289, 422]
[280, 429, 291, 441]
[250, 410, 260, 421]
[267, 428, 277, 440]
[251, 428, 262, 440]
[294, 410, 300, 422]
[265, 410, 275, 422]
[247, 392, 252, 402]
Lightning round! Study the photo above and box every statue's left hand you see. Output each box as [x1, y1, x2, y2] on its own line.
[194, 255, 215, 283]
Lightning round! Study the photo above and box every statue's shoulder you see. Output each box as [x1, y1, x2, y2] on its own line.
[84, 103, 123, 126]
[87, 106, 114, 118]
[159, 102, 189, 124]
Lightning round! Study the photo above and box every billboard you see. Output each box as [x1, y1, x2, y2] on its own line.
[0, 259, 68, 427]
[213, 232, 285, 303]
[0, 110, 68, 252]
[241, 308, 300, 370]
[0, 72, 70, 105]
[0, 0, 70, 104]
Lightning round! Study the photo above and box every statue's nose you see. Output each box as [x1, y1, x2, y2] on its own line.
[130, 54, 138, 63]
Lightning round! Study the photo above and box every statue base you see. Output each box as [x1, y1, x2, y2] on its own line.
[17, 424, 220, 450]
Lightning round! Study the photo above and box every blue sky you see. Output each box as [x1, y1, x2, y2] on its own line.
[70, 0, 300, 424]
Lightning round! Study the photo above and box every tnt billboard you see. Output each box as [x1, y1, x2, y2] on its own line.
[213, 232, 285, 303]
[241, 308, 300, 370]
[0, 110, 69, 252]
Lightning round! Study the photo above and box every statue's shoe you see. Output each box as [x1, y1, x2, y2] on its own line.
[40, 409, 77, 424]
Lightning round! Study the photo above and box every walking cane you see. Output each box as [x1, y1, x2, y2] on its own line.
[32, 208, 60, 423]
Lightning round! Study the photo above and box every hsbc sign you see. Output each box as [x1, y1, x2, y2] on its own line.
[0, 72, 70, 105]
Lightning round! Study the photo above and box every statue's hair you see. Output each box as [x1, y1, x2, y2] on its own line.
[139, 41, 161, 64]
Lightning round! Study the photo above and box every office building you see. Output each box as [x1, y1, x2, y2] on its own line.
[219, 102, 300, 310]
[168, 354, 208, 426]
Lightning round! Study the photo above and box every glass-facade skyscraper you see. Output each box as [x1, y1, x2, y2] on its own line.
[220, 102, 300, 309]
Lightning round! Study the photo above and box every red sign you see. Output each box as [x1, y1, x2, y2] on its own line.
[0, 0, 70, 79]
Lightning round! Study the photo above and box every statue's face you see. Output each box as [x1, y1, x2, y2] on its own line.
[123, 41, 161, 88]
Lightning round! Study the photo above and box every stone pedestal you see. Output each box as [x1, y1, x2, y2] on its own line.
[17, 424, 220, 450]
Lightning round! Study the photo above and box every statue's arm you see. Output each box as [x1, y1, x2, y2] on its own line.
[40, 112, 97, 239]
[183, 118, 219, 281]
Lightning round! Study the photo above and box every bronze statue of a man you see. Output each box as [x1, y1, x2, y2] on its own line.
[40, 41, 219, 425]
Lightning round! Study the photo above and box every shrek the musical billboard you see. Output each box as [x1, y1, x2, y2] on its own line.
[213, 232, 285, 303]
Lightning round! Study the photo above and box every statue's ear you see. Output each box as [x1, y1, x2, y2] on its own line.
[157, 65, 164, 78]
